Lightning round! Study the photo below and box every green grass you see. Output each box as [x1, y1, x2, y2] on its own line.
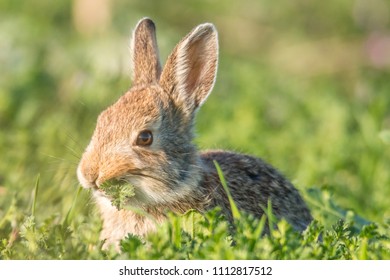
[1, 0, 390, 259]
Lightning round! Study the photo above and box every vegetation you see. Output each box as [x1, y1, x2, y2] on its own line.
[1, 0, 389, 259]
[100, 179, 135, 210]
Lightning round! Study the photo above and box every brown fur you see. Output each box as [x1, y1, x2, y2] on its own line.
[77, 18, 312, 249]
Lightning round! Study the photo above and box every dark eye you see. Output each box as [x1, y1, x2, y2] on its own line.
[136, 130, 153, 146]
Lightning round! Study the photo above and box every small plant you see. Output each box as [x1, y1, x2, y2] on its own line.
[99, 180, 136, 210]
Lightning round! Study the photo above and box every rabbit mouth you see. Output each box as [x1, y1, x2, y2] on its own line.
[96, 178, 136, 210]
[92, 172, 167, 209]
[93, 170, 198, 209]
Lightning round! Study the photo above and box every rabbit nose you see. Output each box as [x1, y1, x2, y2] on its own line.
[88, 176, 98, 188]
[86, 175, 99, 189]
[86, 172, 99, 188]
[77, 164, 99, 189]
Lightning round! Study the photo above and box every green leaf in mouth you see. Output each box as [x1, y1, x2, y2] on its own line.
[99, 179, 135, 210]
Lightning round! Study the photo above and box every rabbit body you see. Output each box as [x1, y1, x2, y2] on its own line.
[77, 18, 312, 248]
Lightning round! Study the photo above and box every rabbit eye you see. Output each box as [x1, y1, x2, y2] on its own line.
[136, 130, 153, 146]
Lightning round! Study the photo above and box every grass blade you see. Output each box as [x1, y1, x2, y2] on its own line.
[31, 174, 40, 217]
[213, 160, 241, 220]
[63, 185, 83, 227]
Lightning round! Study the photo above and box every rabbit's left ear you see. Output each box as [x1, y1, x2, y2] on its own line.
[131, 18, 162, 85]
[160, 23, 218, 116]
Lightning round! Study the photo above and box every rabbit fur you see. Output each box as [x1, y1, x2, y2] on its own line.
[77, 18, 312, 248]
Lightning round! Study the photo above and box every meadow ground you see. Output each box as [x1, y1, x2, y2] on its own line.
[0, 0, 389, 259]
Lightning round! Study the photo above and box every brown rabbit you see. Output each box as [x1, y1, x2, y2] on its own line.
[77, 18, 312, 248]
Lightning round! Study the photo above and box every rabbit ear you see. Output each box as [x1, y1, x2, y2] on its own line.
[131, 18, 162, 85]
[160, 23, 218, 116]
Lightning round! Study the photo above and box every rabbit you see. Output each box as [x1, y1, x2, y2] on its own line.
[77, 17, 313, 249]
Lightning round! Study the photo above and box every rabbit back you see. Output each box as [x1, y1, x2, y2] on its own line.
[200, 150, 313, 231]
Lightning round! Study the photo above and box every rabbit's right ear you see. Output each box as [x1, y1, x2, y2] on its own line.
[160, 23, 218, 117]
[131, 18, 161, 85]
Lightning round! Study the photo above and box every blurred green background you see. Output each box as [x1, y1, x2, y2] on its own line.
[1, 0, 390, 258]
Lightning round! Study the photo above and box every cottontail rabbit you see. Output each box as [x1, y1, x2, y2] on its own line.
[77, 18, 312, 248]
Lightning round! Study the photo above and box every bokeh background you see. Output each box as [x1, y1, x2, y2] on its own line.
[1, 0, 390, 258]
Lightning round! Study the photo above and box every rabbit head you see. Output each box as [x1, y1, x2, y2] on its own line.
[77, 18, 218, 208]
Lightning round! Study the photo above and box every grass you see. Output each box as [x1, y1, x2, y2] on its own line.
[1, 0, 390, 259]
[99, 179, 135, 210]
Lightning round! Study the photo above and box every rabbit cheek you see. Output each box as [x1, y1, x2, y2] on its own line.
[128, 177, 166, 205]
